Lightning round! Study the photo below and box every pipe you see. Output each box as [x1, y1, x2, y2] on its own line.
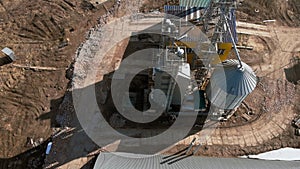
[223, 13, 243, 68]
[177, 26, 195, 40]
[186, 137, 196, 155]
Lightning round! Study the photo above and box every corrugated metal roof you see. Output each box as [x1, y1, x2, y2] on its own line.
[180, 0, 211, 8]
[94, 152, 300, 169]
[164, 5, 187, 15]
[206, 59, 257, 109]
[164, 5, 203, 21]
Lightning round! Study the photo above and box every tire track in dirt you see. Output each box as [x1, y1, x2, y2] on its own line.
[0, 0, 116, 161]
[18, 15, 64, 42]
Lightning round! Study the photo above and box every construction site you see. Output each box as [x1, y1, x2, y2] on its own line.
[0, 0, 299, 168]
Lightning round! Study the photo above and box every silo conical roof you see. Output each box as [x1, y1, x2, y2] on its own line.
[206, 59, 258, 109]
[211, 59, 257, 96]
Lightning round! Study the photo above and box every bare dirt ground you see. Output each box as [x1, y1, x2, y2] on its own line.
[0, 0, 299, 168]
[238, 0, 300, 27]
[0, 0, 116, 168]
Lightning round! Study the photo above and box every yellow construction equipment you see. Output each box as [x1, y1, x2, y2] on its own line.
[173, 41, 232, 65]
[217, 43, 232, 61]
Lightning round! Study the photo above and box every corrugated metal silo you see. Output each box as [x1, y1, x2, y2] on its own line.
[206, 59, 257, 110]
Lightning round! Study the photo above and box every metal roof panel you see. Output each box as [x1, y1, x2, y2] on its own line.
[180, 0, 211, 8]
[1, 47, 16, 61]
[94, 152, 300, 169]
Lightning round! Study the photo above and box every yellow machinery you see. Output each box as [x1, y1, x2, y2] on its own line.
[174, 41, 232, 66]
[217, 43, 232, 61]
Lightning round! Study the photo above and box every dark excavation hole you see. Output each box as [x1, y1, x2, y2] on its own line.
[93, 32, 207, 140]
[284, 59, 300, 85]
[95, 68, 182, 139]
[129, 69, 151, 112]
[69, 28, 75, 32]
[81, 0, 96, 11]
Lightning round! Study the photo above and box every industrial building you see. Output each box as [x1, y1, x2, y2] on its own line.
[109, 0, 257, 126]
[93, 152, 300, 169]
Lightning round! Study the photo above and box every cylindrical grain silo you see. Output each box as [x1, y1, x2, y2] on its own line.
[206, 59, 258, 110]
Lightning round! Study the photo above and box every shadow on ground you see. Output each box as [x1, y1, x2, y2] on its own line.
[0, 138, 51, 169]
[0, 56, 13, 66]
[285, 59, 300, 84]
